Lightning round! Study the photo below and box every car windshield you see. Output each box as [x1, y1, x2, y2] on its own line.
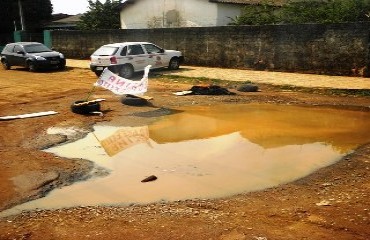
[24, 44, 52, 53]
[92, 46, 119, 56]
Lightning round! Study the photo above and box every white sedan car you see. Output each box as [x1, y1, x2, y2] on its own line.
[90, 42, 184, 78]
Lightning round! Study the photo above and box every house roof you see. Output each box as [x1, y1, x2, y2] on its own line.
[52, 14, 83, 24]
[45, 14, 83, 29]
[209, 0, 288, 5]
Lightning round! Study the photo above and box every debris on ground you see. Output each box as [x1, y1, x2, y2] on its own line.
[121, 94, 153, 106]
[141, 175, 158, 183]
[237, 84, 259, 92]
[0, 111, 58, 121]
[174, 85, 236, 96]
[315, 200, 331, 206]
[70, 99, 105, 115]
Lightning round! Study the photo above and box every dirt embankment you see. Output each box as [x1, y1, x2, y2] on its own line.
[0, 66, 369, 240]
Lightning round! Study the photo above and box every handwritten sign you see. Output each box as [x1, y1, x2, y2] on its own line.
[95, 65, 151, 95]
[100, 126, 150, 156]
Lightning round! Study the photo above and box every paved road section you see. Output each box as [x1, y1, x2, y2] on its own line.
[67, 59, 370, 90]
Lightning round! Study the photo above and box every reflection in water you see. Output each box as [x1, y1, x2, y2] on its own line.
[150, 104, 370, 153]
[2, 104, 369, 216]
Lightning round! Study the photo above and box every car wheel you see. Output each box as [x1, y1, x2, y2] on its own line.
[28, 61, 37, 72]
[71, 100, 101, 115]
[1, 59, 11, 70]
[58, 64, 66, 71]
[121, 95, 148, 106]
[168, 57, 180, 70]
[119, 64, 134, 79]
[94, 70, 103, 77]
[108, 65, 119, 73]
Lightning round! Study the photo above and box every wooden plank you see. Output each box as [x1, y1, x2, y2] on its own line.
[127, 94, 153, 100]
[73, 98, 106, 106]
[0, 111, 58, 121]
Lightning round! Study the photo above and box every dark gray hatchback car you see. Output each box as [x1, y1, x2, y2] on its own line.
[0, 42, 66, 71]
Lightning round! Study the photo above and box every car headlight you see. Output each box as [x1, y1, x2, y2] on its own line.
[59, 53, 65, 59]
[35, 56, 46, 60]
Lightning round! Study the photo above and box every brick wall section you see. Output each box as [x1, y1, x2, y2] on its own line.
[51, 22, 370, 76]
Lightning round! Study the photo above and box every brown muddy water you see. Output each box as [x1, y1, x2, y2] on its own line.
[2, 103, 370, 216]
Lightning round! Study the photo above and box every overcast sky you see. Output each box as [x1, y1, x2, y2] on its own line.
[51, 0, 88, 14]
[51, 0, 120, 15]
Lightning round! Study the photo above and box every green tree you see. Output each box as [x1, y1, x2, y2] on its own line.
[0, 0, 17, 33]
[231, 0, 370, 25]
[23, 0, 53, 31]
[281, 0, 370, 24]
[280, 1, 328, 24]
[229, 0, 279, 25]
[0, 0, 52, 33]
[77, 0, 122, 30]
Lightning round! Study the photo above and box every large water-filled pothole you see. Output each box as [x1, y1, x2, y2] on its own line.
[3, 103, 370, 216]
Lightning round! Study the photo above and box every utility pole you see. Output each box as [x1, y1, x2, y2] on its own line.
[18, 0, 25, 31]
[162, 0, 165, 28]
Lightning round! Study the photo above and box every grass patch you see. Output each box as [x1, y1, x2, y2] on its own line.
[278, 84, 370, 97]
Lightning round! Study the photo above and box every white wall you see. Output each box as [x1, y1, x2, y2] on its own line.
[120, 0, 240, 29]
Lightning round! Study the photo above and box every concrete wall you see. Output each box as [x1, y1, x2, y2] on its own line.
[51, 22, 370, 76]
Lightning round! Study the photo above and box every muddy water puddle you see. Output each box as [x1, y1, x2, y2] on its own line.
[2, 104, 370, 216]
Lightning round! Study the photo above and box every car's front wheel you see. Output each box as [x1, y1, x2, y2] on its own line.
[1, 59, 11, 70]
[27, 61, 37, 72]
[94, 70, 103, 77]
[168, 57, 180, 70]
[58, 63, 66, 71]
[119, 64, 134, 79]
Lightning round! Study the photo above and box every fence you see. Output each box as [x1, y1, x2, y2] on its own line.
[13, 31, 44, 43]
[49, 22, 370, 76]
[4, 22, 370, 76]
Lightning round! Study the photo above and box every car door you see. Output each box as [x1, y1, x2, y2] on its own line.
[143, 43, 166, 68]
[4, 45, 18, 66]
[125, 44, 149, 71]
[12, 44, 27, 67]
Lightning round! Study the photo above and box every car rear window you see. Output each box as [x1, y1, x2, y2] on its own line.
[24, 44, 52, 53]
[92, 46, 119, 56]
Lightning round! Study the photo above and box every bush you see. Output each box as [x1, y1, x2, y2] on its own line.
[230, 0, 370, 25]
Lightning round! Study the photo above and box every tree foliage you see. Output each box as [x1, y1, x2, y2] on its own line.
[0, 0, 52, 33]
[229, 1, 280, 25]
[281, 0, 370, 24]
[230, 0, 370, 25]
[77, 0, 122, 30]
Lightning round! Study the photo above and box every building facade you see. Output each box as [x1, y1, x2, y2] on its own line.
[119, 0, 250, 29]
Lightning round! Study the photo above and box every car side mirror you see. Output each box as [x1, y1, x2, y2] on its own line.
[160, 48, 164, 53]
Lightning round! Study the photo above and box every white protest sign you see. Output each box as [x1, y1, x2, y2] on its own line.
[95, 65, 151, 95]
[100, 126, 151, 156]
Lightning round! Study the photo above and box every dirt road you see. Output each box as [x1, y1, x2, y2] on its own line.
[68, 59, 370, 89]
[0, 64, 369, 240]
